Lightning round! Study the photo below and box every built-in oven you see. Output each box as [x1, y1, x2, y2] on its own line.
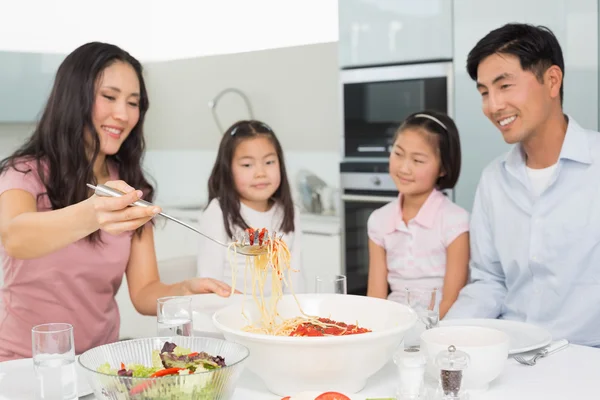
[339, 60, 454, 295]
[341, 61, 453, 159]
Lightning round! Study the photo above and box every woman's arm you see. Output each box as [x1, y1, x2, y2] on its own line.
[367, 239, 389, 298]
[439, 232, 470, 319]
[0, 180, 158, 259]
[126, 224, 232, 316]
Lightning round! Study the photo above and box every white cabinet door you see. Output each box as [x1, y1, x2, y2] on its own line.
[0, 52, 65, 122]
[453, 0, 598, 211]
[301, 233, 342, 292]
[339, 0, 453, 67]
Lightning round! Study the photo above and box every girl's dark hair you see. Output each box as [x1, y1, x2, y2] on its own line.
[0, 42, 154, 242]
[394, 111, 461, 190]
[466, 23, 565, 104]
[207, 120, 295, 238]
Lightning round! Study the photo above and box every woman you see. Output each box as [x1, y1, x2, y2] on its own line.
[0, 42, 231, 361]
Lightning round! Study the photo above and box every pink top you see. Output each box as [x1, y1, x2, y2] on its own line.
[0, 159, 132, 361]
[368, 189, 469, 303]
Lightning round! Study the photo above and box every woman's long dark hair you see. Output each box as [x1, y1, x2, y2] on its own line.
[0, 42, 154, 242]
[207, 120, 295, 239]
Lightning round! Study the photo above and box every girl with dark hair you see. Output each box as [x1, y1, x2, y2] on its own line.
[367, 111, 469, 319]
[196, 120, 304, 295]
[0, 42, 231, 361]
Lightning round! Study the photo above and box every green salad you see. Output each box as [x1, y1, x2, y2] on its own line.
[96, 341, 229, 399]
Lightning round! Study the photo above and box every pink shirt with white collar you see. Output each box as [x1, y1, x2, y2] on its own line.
[367, 189, 469, 303]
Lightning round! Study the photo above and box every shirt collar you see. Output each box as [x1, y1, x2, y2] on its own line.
[413, 189, 447, 229]
[503, 114, 592, 170]
[385, 189, 446, 233]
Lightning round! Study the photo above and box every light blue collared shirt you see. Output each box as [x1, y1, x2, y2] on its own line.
[445, 116, 600, 346]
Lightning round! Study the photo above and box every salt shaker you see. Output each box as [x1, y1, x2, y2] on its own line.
[434, 345, 470, 399]
[393, 346, 427, 399]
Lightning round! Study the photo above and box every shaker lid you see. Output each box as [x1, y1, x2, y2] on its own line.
[435, 345, 470, 371]
[393, 346, 427, 367]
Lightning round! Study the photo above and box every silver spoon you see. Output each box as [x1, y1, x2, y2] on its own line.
[87, 183, 271, 256]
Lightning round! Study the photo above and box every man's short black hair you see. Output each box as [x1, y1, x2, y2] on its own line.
[467, 23, 565, 104]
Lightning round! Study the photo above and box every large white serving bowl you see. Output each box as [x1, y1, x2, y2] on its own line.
[420, 325, 510, 391]
[213, 293, 417, 396]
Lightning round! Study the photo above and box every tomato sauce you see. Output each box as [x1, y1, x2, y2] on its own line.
[289, 318, 371, 337]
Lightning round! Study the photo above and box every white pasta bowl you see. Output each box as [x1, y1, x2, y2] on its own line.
[213, 293, 417, 396]
[420, 325, 510, 392]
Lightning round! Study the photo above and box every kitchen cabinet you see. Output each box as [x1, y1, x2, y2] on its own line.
[0, 51, 65, 122]
[338, 0, 453, 68]
[300, 232, 342, 292]
[453, 0, 598, 211]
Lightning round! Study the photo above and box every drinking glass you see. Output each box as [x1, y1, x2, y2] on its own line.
[315, 275, 348, 294]
[404, 287, 440, 348]
[32, 323, 77, 400]
[157, 296, 193, 337]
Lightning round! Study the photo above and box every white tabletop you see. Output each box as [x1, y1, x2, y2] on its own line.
[1, 344, 597, 399]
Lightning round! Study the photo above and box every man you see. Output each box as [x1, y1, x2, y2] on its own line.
[445, 23, 600, 346]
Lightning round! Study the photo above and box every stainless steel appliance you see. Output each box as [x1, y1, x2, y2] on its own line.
[339, 60, 454, 295]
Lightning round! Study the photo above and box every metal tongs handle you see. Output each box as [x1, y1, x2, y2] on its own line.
[87, 183, 234, 251]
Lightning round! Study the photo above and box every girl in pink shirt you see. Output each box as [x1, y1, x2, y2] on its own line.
[367, 111, 470, 319]
[0, 42, 231, 361]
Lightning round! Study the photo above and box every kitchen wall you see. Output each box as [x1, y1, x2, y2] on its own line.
[0, 124, 35, 158]
[142, 41, 342, 207]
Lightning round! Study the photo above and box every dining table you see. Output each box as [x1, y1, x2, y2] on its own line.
[0, 343, 597, 400]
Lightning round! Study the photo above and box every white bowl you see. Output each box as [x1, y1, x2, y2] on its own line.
[420, 325, 510, 391]
[213, 293, 417, 396]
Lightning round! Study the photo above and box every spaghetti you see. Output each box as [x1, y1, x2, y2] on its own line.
[228, 228, 371, 337]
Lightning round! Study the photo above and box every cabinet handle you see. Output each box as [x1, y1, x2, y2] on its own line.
[302, 230, 339, 236]
[341, 194, 396, 203]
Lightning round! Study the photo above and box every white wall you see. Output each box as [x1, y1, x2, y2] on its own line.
[143, 42, 341, 151]
[0, 124, 35, 160]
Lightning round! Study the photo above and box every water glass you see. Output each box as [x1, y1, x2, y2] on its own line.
[32, 323, 77, 400]
[157, 296, 193, 337]
[404, 287, 440, 347]
[315, 274, 347, 294]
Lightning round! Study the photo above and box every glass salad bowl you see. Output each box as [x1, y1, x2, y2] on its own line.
[78, 336, 249, 399]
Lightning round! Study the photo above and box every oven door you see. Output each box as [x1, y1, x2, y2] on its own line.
[342, 193, 397, 296]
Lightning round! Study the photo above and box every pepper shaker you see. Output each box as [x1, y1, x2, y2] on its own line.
[393, 346, 427, 399]
[434, 345, 470, 399]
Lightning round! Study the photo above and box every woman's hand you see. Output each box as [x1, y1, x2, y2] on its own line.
[90, 180, 161, 235]
[181, 278, 236, 297]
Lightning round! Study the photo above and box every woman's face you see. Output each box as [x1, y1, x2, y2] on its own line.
[90, 61, 141, 156]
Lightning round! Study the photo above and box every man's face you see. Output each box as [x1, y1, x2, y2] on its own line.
[476, 53, 554, 144]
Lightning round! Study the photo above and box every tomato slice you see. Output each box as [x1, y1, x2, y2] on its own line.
[258, 228, 267, 245]
[280, 397, 291, 400]
[315, 392, 351, 400]
[247, 229, 255, 245]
